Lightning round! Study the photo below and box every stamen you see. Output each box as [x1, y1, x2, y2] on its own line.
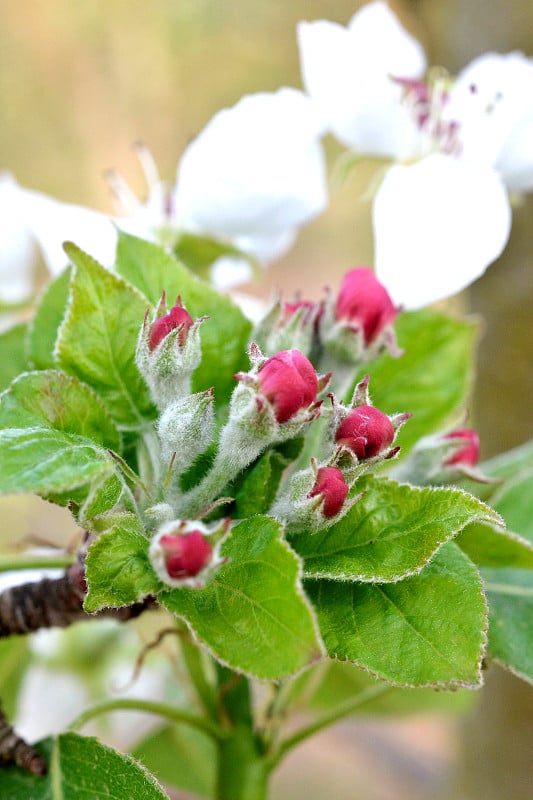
[105, 169, 143, 214]
[133, 141, 161, 192]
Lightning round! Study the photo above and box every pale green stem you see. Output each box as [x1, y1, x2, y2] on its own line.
[68, 697, 225, 741]
[180, 631, 218, 719]
[266, 682, 390, 768]
[0, 553, 75, 573]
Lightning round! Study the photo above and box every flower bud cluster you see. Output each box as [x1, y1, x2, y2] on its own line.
[272, 376, 410, 533]
[252, 267, 401, 371]
[136, 293, 207, 411]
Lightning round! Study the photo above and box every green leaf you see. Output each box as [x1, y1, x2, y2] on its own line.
[27, 267, 71, 370]
[483, 568, 533, 684]
[362, 310, 478, 455]
[303, 661, 474, 716]
[174, 231, 258, 283]
[0, 638, 30, 719]
[161, 515, 323, 679]
[0, 370, 120, 451]
[0, 323, 29, 392]
[115, 232, 251, 403]
[0, 732, 169, 799]
[488, 468, 533, 544]
[56, 243, 155, 429]
[0, 428, 114, 498]
[132, 724, 216, 799]
[481, 438, 533, 484]
[294, 477, 501, 582]
[457, 521, 533, 568]
[233, 447, 291, 518]
[84, 512, 159, 612]
[306, 542, 487, 687]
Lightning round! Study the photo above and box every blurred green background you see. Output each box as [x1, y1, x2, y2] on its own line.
[1, 1, 533, 798]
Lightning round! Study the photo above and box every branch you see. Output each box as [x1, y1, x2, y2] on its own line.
[0, 563, 155, 638]
[0, 703, 47, 775]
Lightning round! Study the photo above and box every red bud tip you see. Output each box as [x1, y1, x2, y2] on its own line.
[149, 303, 194, 350]
[258, 349, 318, 423]
[335, 268, 397, 345]
[159, 530, 213, 578]
[336, 405, 395, 459]
[443, 429, 480, 466]
[308, 466, 349, 518]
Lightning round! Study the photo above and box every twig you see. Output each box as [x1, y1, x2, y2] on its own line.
[0, 703, 47, 775]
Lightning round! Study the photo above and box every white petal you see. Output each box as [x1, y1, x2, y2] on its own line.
[19, 188, 118, 274]
[373, 154, 511, 309]
[448, 52, 533, 170]
[495, 105, 533, 192]
[0, 173, 36, 301]
[174, 87, 327, 262]
[298, 1, 426, 157]
[210, 256, 253, 290]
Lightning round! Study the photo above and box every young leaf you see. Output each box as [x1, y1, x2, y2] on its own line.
[361, 309, 478, 455]
[0, 732, 169, 799]
[132, 724, 216, 799]
[0, 428, 114, 498]
[457, 521, 533, 568]
[0, 323, 29, 392]
[483, 567, 533, 684]
[488, 468, 533, 544]
[161, 515, 323, 680]
[84, 512, 159, 612]
[233, 447, 292, 517]
[295, 477, 502, 582]
[115, 232, 251, 402]
[306, 542, 487, 687]
[27, 267, 71, 370]
[0, 370, 120, 451]
[56, 243, 156, 429]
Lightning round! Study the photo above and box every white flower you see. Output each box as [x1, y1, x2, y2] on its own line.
[0, 89, 327, 301]
[298, 1, 533, 308]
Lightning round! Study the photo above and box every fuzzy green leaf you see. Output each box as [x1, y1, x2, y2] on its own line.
[457, 521, 533, 568]
[56, 243, 155, 429]
[27, 267, 71, 369]
[0, 427, 114, 498]
[361, 310, 478, 455]
[233, 448, 291, 518]
[161, 515, 322, 680]
[483, 568, 533, 684]
[0, 370, 120, 451]
[295, 477, 501, 582]
[84, 512, 159, 612]
[0, 732, 169, 799]
[306, 542, 487, 687]
[0, 323, 29, 392]
[132, 724, 216, 799]
[115, 232, 251, 402]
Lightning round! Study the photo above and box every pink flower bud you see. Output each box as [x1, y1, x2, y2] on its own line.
[258, 349, 318, 423]
[149, 302, 194, 350]
[335, 268, 397, 345]
[443, 429, 480, 467]
[159, 530, 213, 579]
[336, 405, 395, 459]
[307, 466, 349, 518]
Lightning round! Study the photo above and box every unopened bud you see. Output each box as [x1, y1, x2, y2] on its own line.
[307, 466, 349, 518]
[253, 298, 323, 357]
[257, 349, 318, 424]
[149, 520, 221, 588]
[321, 267, 400, 363]
[443, 429, 480, 467]
[336, 405, 395, 459]
[149, 303, 194, 350]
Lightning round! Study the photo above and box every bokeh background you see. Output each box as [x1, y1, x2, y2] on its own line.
[1, 1, 533, 798]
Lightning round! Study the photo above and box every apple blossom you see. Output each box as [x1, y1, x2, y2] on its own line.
[298, 1, 533, 308]
[443, 428, 480, 467]
[257, 349, 318, 424]
[335, 404, 395, 460]
[0, 89, 327, 301]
